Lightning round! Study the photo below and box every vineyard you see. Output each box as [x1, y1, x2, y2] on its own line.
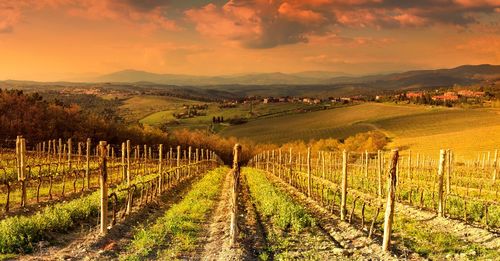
[0, 137, 499, 260]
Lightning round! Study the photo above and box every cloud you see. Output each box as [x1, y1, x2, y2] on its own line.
[0, 0, 179, 33]
[186, 0, 333, 49]
[0, 2, 23, 33]
[186, 0, 500, 48]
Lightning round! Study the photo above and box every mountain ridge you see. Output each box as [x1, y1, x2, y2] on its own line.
[89, 64, 500, 87]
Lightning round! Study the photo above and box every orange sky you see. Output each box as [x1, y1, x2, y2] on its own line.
[0, 0, 499, 81]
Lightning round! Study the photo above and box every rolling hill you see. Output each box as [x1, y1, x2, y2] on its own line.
[92, 65, 500, 88]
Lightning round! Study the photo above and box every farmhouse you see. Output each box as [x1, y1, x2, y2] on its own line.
[407, 92, 424, 98]
[457, 90, 485, 97]
[432, 92, 458, 101]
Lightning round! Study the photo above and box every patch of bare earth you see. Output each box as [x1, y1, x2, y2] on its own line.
[18, 176, 200, 261]
[263, 172, 416, 260]
[190, 170, 249, 261]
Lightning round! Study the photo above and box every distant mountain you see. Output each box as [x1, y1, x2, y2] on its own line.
[92, 70, 353, 85]
[324, 64, 500, 89]
[92, 65, 500, 88]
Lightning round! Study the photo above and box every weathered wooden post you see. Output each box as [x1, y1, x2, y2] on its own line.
[176, 145, 181, 180]
[492, 149, 498, 182]
[67, 138, 72, 171]
[364, 150, 369, 178]
[278, 149, 282, 178]
[99, 141, 108, 235]
[121, 142, 126, 181]
[322, 151, 326, 179]
[158, 144, 163, 193]
[230, 144, 242, 246]
[446, 149, 452, 194]
[188, 146, 192, 176]
[126, 140, 132, 215]
[437, 149, 446, 218]
[341, 150, 348, 221]
[19, 138, 27, 207]
[377, 150, 383, 198]
[307, 147, 312, 197]
[195, 148, 199, 173]
[16, 136, 21, 181]
[86, 138, 91, 189]
[407, 150, 412, 180]
[382, 149, 399, 252]
[289, 148, 293, 184]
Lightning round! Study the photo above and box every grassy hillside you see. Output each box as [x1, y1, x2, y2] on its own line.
[119, 95, 197, 123]
[136, 98, 326, 131]
[220, 103, 500, 158]
[219, 103, 429, 143]
[378, 108, 500, 158]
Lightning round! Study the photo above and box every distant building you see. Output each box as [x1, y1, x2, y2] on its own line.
[432, 94, 458, 101]
[263, 98, 270, 104]
[407, 92, 424, 99]
[303, 98, 312, 103]
[458, 90, 485, 97]
[313, 99, 321, 104]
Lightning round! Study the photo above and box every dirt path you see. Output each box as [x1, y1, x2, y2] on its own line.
[263, 172, 414, 260]
[19, 176, 199, 261]
[195, 170, 248, 261]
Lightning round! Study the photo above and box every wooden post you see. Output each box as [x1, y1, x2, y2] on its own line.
[158, 144, 163, 193]
[492, 149, 498, 182]
[307, 147, 312, 197]
[437, 149, 446, 218]
[16, 136, 21, 181]
[364, 150, 369, 178]
[99, 141, 108, 235]
[20, 138, 27, 207]
[341, 150, 348, 221]
[188, 146, 192, 176]
[121, 142, 126, 181]
[289, 148, 293, 184]
[377, 150, 382, 198]
[446, 149, 452, 194]
[407, 150, 412, 180]
[382, 149, 399, 252]
[126, 140, 132, 215]
[322, 151, 326, 179]
[176, 146, 181, 180]
[85, 138, 91, 189]
[67, 138, 72, 171]
[230, 144, 242, 246]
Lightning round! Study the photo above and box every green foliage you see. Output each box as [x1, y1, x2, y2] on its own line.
[0, 173, 159, 254]
[0, 192, 100, 253]
[245, 168, 314, 232]
[123, 167, 228, 260]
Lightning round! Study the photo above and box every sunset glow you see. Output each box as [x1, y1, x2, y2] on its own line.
[1, 0, 499, 81]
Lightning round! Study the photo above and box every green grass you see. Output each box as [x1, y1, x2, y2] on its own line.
[122, 166, 228, 260]
[244, 167, 315, 259]
[245, 167, 314, 231]
[0, 173, 158, 254]
[119, 95, 197, 123]
[139, 110, 175, 125]
[395, 216, 499, 260]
